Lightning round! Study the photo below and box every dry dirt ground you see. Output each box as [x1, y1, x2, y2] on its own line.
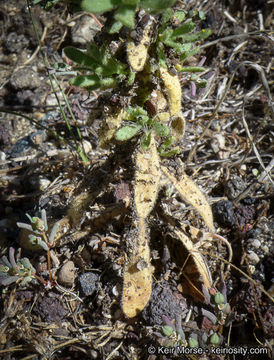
[0, 0, 273, 359]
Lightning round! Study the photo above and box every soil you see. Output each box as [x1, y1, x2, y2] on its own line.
[0, 1, 273, 360]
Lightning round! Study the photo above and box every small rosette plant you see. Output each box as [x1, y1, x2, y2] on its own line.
[17, 209, 59, 252]
[0, 247, 36, 286]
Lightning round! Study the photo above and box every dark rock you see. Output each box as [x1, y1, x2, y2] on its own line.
[224, 175, 246, 200]
[234, 204, 255, 228]
[7, 136, 32, 157]
[33, 292, 68, 322]
[212, 200, 235, 228]
[79, 272, 99, 296]
[15, 290, 33, 302]
[141, 282, 186, 326]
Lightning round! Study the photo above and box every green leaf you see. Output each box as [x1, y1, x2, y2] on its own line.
[172, 22, 195, 37]
[152, 121, 169, 137]
[188, 337, 199, 348]
[163, 39, 188, 53]
[214, 292, 225, 304]
[108, 20, 123, 33]
[140, 0, 176, 12]
[177, 66, 205, 73]
[127, 71, 135, 85]
[180, 43, 193, 52]
[159, 28, 173, 42]
[176, 29, 211, 42]
[210, 333, 219, 345]
[173, 11, 185, 22]
[87, 43, 102, 62]
[194, 78, 207, 88]
[81, 0, 116, 13]
[158, 148, 179, 157]
[64, 47, 98, 68]
[162, 325, 174, 337]
[161, 8, 173, 23]
[161, 135, 174, 148]
[127, 106, 148, 119]
[159, 136, 174, 153]
[140, 132, 151, 150]
[198, 10, 206, 20]
[100, 77, 117, 88]
[103, 58, 126, 76]
[21, 258, 36, 272]
[115, 124, 142, 141]
[180, 46, 200, 61]
[158, 136, 179, 157]
[122, 0, 139, 4]
[156, 42, 167, 68]
[70, 75, 101, 89]
[114, 5, 136, 29]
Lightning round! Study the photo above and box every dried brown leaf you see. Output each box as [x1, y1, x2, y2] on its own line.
[171, 226, 212, 301]
[161, 166, 214, 232]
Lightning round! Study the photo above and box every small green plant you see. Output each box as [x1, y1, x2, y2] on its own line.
[17, 209, 59, 286]
[0, 211, 61, 288]
[202, 285, 233, 328]
[64, 5, 211, 153]
[157, 8, 211, 63]
[32, 0, 215, 318]
[0, 247, 45, 286]
[64, 44, 128, 91]
[81, 0, 177, 31]
[156, 315, 202, 350]
[31, 0, 60, 10]
[17, 209, 58, 252]
[62, 1, 214, 318]
[114, 106, 179, 155]
[155, 285, 233, 354]
[157, 315, 188, 348]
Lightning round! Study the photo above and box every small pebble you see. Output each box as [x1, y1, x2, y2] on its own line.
[58, 261, 76, 287]
[112, 285, 119, 297]
[29, 176, 51, 191]
[0, 151, 6, 161]
[247, 250, 260, 265]
[90, 350, 99, 359]
[250, 239, 261, 248]
[10, 67, 41, 89]
[261, 245, 269, 254]
[82, 139, 92, 154]
[248, 265, 256, 274]
[71, 15, 100, 45]
[79, 272, 99, 296]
